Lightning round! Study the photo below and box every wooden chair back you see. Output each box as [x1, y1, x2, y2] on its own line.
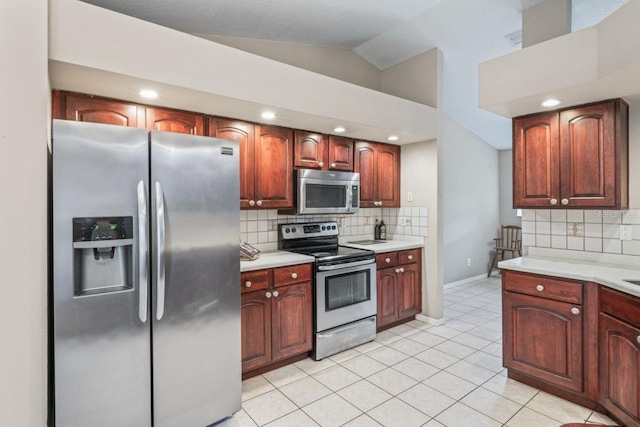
[495, 225, 522, 251]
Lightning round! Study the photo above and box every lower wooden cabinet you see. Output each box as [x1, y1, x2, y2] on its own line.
[599, 287, 640, 427]
[240, 264, 313, 376]
[376, 248, 421, 330]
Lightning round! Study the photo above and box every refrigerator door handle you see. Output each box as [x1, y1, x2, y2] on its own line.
[155, 181, 166, 321]
[137, 181, 148, 323]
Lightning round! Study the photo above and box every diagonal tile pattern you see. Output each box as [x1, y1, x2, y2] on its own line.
[221, 276, 619, 426]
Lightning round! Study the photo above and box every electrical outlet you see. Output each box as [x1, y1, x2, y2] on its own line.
[467, 258, 471, 267]
[620, 225, 632, 241]
[407, 191, 414, 202]
[268, 220, 278, 231]
[399, 217, 406, 227]
[341, 218, 347, 228]
[364, 216, 370, 225]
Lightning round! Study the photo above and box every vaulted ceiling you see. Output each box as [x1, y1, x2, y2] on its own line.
[80, 0, 627, 149]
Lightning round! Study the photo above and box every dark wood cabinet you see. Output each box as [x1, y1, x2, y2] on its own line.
[145, 107, 205, 135]
[376, 249, 421, 330]
[294, 133, 354, 171]
[254, 125, 294, 209]
[240, 264, 313, 378]
[355, 141, 400, 208]
[513, 99, 628, 209]
[599, 287, 640, 427]
[53, 91, 144, 127]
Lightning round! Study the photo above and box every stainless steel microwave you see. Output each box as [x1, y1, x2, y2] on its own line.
[295, 169, 360, 215]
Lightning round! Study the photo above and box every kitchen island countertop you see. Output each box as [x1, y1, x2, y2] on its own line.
[240, 251, 315, 272]
[499, 256, 640, 298]
[340, 236, 424, 253]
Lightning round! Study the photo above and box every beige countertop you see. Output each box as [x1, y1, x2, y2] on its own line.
[240, 251, 314, 272]
[498, 256, 640, 298]
[340, 237, 424, 253]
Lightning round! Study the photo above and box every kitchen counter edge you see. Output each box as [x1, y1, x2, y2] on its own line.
[498, 256, 640, 298]
[241, 251, 315, 272]
[340, 239, 424, 253]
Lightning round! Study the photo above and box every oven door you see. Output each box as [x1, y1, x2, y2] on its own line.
[316, 261, 377, 332]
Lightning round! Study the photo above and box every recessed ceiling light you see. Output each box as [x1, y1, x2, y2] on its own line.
[139, 90, 158, 99]
[541, 99, 561, 108]
[261, 111, 276, 120]
[387, 135, 399, 141]
[334, 126, 346, 133]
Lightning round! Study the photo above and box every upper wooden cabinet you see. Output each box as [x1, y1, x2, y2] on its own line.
[513, 99, 628, 209]
[293, 132, 354, 171]
[211, 119, 293, 209]
[53, 91, 205, 135]
[355, 141, 400, 208]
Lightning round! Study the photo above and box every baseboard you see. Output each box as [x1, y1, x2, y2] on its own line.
[415, 314, 445, 326]
[444, 273, 489, 289]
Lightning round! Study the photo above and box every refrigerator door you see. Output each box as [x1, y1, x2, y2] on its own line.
[150, 131, 241, 427]
[52, 120, 151, 427]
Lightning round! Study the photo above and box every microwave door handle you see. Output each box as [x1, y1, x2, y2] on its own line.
[347, 184, 352, 209]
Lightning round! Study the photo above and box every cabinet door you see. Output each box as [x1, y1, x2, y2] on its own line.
[513, 113, 560, 208]
[503, 292, 583, 392]
[254, 125, 294, 209]
[328, 136, 354, 171]
[271, 282, 313, 362]
[146, 107, 205, 135]
[354, 142, 377, 208]
[58, 92, 144, 127]
[210, 119, 255, 208]
[376, 143, 400, 207]
[294, 131, 326, 170]
[599, 313, 640, 425]
[398, 262, 420, 320]
[560, 102, 617, 208]
[377, 266, 399, 328]
[241, 290, 272, 372]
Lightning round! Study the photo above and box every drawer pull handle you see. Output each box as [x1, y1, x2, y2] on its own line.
[245, 281, 252, 288]
[408, 255, 413, 260]
[330, 162, 337, 169]
[550, 198, 558, 206]
[536, 285, 544, 292]
[273, 291, 279, 297]
[385, 258, 391, 263]
[291, 272, 298, 279]
[571, 307, 580, 315]
[318, 161, 324, 167]
[256, 200, 263, 207]
[561, 198, 569, 206]
[266, 291, 272, 298]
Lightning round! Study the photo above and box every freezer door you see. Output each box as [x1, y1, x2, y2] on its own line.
[52, 120, 151, 427]
[150, 131, 241, 426]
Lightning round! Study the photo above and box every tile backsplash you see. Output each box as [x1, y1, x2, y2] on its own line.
[240, 206, 429, 247]
[521, 209, 640, 258]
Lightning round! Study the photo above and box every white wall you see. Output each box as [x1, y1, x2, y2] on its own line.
[196, 35, 382, 91]
[499, 150, 521, 227]
[522, 0, 572, 48]
[0, 0, 49, 425]
[381, 49, 439, 108]
[442, 116, 500, 284]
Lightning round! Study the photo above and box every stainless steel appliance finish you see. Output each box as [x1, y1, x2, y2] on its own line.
[52, 120, 241, 427]
[294, 169, 360, 215]
[279, 221, 376, 360]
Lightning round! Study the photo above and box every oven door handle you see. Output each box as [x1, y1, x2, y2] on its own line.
[317, 317, 376, 338]
[317, 258, 375, 271]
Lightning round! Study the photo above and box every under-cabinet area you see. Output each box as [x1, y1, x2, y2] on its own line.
[500, 261, 640, 427]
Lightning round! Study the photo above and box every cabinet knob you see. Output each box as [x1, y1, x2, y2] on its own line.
[379, 201, 383, 206]
[266, 291, 272, 298]
[571, 307, 580, 315]
[245, 281, 252, 288]
[249, 200, 256, 207]
[561, 198, 569, 206]
[400, 268, 404, 273]
[318, 161, 324, 167]
[550, 199, 558, 206]
[536, 285, 544, 292]
[408, 255, 413, 260]
[395, 268, 401, 273]
[291, 272, 298, 279]
[385, 258, 391, 263]
[256, 200, 263, 207]
[330, 162, 337, 169]
[273, 291, 279, 298]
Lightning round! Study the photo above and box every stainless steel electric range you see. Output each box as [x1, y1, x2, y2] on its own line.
[279, 221, 377, 360]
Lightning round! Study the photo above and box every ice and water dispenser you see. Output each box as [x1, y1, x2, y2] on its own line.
[72, 216, 134, 296]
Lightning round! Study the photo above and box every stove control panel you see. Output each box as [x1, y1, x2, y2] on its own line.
[280, 221, 339, 239]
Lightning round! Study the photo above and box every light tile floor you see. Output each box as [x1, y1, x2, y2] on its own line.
[220, 276, 618, 427]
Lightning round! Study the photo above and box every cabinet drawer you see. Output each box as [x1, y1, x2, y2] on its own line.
[600, 286, 640, 328]
[274, 264, 312, 287]
[376, 252, 398, 268]
[241, 270, 271, 293]
[503, 271, 583, 304]
[399, 249, 420, 265]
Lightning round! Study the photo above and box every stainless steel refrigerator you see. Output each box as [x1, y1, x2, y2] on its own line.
[52, 120, 241, 427]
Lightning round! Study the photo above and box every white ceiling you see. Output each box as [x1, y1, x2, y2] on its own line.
[80, 0, 627, 150]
